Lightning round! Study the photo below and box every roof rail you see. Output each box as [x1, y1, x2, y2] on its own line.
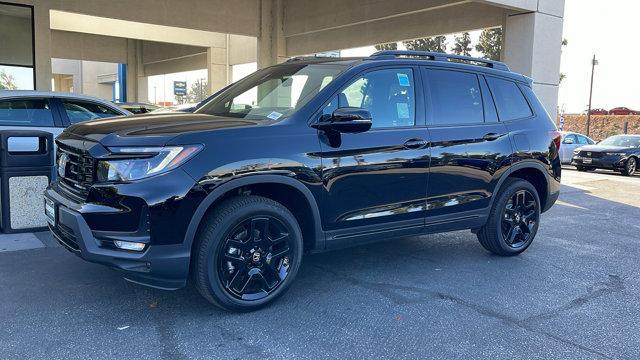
[368, 50, 510, 71]
[286, 55, 339, 63]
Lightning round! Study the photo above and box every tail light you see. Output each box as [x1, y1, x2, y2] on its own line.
[550, 130, 562, 151]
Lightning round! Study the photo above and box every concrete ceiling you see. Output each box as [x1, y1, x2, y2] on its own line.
[49, 10, 231, 48]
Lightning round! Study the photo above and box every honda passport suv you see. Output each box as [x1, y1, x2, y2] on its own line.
[45, 51, 561, 311]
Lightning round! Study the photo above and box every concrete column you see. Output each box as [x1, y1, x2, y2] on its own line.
[502, 0, 565, 119]
[33, 3, 52, 90]
[124, 39, 149, 102]
[207, 44, 230, 94]
[257, 0, 287, 69]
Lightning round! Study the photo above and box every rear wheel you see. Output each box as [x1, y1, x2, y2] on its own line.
[193, 195, 303, 311]
[621, 157, 637, 176]
[477, 178, 541, 256]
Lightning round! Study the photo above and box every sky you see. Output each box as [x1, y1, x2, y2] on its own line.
[557, 0, 640, 114]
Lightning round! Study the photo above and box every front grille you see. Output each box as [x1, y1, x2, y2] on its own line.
[57, 142, 95, 201]
[50, 223, 80, 252]
[578, 151, 603, 158]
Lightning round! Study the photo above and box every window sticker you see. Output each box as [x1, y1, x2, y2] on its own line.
[396, 102, 410, 119]
[397, 73, 411, 87]
[267, 111, 283, 120]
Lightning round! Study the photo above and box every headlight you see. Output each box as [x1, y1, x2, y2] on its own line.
[96, 145, 203, 182]
[573, 149, 581, 154]
[605, 152, 626, 156]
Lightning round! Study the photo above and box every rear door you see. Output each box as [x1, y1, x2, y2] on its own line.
[0, 97, 63, 151]
[422, 68, 514, 225]
[57, 98, 126, 126]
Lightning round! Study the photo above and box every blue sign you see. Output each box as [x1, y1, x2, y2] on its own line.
[174, 81, 187, 96]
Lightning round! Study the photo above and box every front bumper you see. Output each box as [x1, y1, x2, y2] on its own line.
[44, 186, 191, 290]
[571, 155, 628, 169]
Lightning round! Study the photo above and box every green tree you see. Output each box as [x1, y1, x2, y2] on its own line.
[0, 70, 17, 90]
[403, 36, 447, 53]
[452, 32, 472, 56]
[186, 78, 208, 103]
[559, 38, 568, 84]
[475, 28, 502, 60]
[374, 42, 398, 51]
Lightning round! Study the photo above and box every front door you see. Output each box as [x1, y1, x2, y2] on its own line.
[316, 67, 430, 246]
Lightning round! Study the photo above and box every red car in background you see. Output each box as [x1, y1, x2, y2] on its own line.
[588, 108, 609, 115]
[609, 107, 640, 115]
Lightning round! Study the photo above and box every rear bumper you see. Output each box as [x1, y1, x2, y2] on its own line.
[44, 187, 190, 290]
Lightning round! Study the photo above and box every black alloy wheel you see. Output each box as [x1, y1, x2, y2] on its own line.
[501, 190, 538, 249]
[193, 195, 303, 311]
[218, 216, 293, 301]
[477, 178, 541, 256]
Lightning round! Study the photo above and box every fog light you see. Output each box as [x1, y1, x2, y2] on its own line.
[114, 240, 146, 251]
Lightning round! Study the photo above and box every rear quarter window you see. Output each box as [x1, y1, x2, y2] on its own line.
[0, 99, 55, 127]
[487, 77, 533, 121]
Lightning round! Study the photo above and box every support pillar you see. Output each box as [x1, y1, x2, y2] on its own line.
[257, 0, 287, 69]
[502, 1, 565, 119]
[207, 44, 230, 94]
[33, 3, 52, 90]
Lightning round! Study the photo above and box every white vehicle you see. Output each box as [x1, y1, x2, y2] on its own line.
[0, 91, 130, 151]
[560, 131, 595, 164]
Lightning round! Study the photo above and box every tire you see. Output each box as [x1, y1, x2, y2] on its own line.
[621, 157, 637, 176]
[193, 195, 303, 311]
[477, 178, 541, 256]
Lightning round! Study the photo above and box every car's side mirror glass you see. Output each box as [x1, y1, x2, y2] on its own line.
[312, 107, 372, 133]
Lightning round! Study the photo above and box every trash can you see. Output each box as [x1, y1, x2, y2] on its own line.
[0, 130, 54, 233]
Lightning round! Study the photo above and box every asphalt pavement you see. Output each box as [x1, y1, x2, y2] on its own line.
[1, 167, 639, 359]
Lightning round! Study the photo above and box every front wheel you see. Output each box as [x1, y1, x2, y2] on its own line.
[193, 195, 303, 311]
[576, 165, 592, 172]
[621, 157, 637, 176]
[477, 178, 541, 256]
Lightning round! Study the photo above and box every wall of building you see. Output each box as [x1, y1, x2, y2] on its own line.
[0, 13, 32, 65]
[51, 59, 117, 101]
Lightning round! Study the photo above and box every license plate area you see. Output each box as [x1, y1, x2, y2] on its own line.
[583, 158, 593, 164]
[45, 198, 56, 226]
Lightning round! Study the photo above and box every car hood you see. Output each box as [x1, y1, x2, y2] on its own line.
[65, 113, 260, 146]
[576, 145, 632, 153]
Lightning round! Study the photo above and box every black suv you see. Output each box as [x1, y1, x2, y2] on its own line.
[45, 51, 561, 311]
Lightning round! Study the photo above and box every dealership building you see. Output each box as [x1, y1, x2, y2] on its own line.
[1, 0, 564, 116]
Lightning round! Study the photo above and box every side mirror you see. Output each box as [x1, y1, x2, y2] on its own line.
[312, 107, 372, 133]
[563, 138, 574, 144]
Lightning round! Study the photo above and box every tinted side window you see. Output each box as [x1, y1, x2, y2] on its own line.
[324, 68, 415, 129]
[0, 99, 54, 127]
[487, 77, 533, 121]
[577, 135, 590, 145]
[426, 69, 483, 125]
[62, 100, 122, 124]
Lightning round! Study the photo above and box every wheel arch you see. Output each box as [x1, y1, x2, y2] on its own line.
[492, 161, 551, 212]
[184, 175, 325, 256]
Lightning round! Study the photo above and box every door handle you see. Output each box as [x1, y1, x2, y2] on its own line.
[403, 138, 428, 149]
[483, 133, 502, 141]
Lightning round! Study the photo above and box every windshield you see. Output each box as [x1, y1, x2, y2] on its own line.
[599, 135, 640, 148]
[196, 63, 346, 120]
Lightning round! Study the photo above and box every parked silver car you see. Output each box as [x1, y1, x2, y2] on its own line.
[0, 91, 130, 151]
[560, 131, 595, 164]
